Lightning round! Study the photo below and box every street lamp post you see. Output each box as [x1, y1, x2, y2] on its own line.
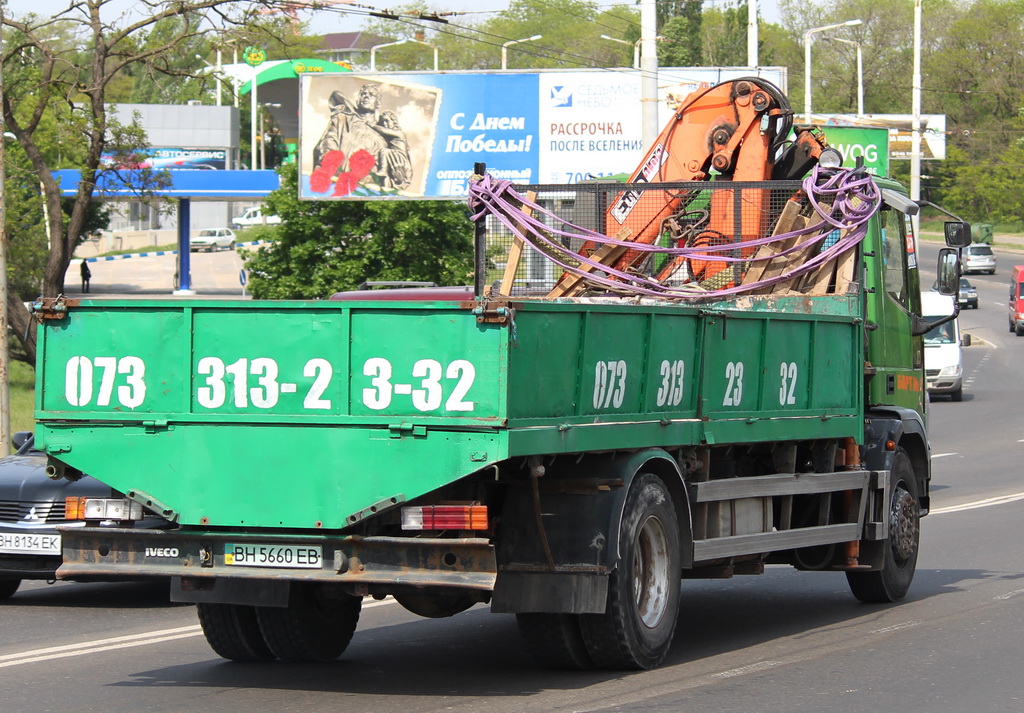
[824, 36, 863, 116]
[501, 35, 542, 70]
[260, 102, 281, 170]
[0, 8, 10, 455]
[370, 38, 439, 72]
[803, 19, 862, 123]
[599, 34, 640, 69]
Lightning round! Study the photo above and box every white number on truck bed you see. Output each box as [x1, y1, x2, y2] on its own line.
[65, 355, 147, 409]
[196, 356, 334, 410]
[593, 360, 628, 409]
[723, 361, 744, 407]
[361, 358, 476, 412]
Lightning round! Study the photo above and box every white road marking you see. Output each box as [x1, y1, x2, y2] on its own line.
[931, 491, 1024, 515]
[0, 596, 396, 669]
[870, 621, 920, 635]
[931, 452, 956, 459]
[994, 588, 1024, 601]
[712, 660, 781, 678]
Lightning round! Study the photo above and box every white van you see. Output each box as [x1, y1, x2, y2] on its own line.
[921, 291, 971, 401]
[232, 207, 281, 229]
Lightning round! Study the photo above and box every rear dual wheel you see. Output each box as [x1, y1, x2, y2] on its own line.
[516, 474, 681, 671]
[197, 603, 275, 662]
[255, 583, 361, 662]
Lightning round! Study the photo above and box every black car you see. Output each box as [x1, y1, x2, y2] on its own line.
[959, 277, 979, 309]
[0, 432, 167, 599]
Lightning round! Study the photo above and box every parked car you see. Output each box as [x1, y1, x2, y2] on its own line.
[958, 278, 978, 309]
[190, 228, 236, 252]
[232, 207, 281, 229]
[0, 433, 168, 599]
[961, 244, 996, 275]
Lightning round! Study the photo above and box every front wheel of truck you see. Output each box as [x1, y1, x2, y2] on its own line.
[579, 473, 681, 670]
[197, 603, 276, 661]
[256, 583, 362, 662]
[846, 448, 920, 603]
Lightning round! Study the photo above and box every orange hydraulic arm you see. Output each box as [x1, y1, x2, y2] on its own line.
[588, 78, 828, 286]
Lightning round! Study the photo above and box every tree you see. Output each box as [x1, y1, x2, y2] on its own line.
[242, 164, 475, 299]
[1, 1, 264, 363]
[659, 3, 702, 68]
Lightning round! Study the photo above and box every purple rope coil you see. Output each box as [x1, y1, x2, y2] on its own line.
[468, 165, 881, 299]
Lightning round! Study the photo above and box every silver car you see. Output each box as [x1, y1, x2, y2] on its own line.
[962, 244, 996, 275]
[0, 433, 168, 599]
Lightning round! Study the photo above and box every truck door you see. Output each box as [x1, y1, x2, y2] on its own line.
[865, 206, 925, 412]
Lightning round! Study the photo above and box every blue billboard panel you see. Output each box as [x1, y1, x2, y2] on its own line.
[298, 68, 786, 200]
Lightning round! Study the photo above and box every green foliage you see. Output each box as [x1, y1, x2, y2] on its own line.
[660, 5, 703, 67]
[242, 165, 475, 299]
[9, 361, 36, 435]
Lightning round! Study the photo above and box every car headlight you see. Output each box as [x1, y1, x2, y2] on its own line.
[938, 365, 961, 378]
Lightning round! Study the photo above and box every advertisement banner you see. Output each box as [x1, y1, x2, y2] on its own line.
[811, 114, 946, 161]
[101, 147, 227, 170]
[299, 68, 786, 200]
[820, 126, 890, 176]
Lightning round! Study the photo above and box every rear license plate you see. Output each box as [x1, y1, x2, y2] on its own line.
[223, 543, 323, 569]
[0, 532, 61, 555]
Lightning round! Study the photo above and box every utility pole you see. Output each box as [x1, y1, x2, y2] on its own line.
[0, 7, 11, 456]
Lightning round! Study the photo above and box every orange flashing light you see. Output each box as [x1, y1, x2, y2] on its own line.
[64, 496, 88, 520]
[885, 440, 897, 451]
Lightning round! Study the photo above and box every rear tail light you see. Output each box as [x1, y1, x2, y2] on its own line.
[75, 498, 144, 522]
[401, 505, 488, 531]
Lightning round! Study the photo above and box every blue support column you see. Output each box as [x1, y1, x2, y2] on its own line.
[175, 198, 195, 295]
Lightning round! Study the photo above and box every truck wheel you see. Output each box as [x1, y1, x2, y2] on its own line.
[196, 603, 276, 661]
[0, 578, 21, 600]
[579, 473, 681, 669]
[950, 387, 963, 402]
[846, 448, 920, 603]
[516, 613, 593, 669]
[256, 583, 361, 662]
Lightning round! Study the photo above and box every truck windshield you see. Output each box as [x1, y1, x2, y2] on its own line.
[924, 321, 956, 345]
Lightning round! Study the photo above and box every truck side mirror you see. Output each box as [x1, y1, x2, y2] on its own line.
[935, 248, 960, 295]
[944, 221, 972, 248]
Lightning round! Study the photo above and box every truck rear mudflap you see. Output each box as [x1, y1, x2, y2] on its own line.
[57, 527, 497, 592]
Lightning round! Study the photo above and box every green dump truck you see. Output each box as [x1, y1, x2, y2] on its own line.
[33, 172, 967, 670]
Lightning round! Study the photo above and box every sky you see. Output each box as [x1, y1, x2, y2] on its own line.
[300, 0, 783, 36]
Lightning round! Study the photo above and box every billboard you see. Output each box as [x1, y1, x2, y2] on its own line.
[298, 67, 787, 200]
[811, 113, 946, 161]
[820, 126, 890, 177]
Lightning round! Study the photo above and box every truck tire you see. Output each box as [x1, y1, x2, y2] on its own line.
[255, 583, 361, 662]
[950, 386, 963, 402]
[516, 613, 593, 669]
[846, 448, 920, 603]
[196, 603, 276, 662]
[0, 578, 20, 600]
[579, 473, 681, 670]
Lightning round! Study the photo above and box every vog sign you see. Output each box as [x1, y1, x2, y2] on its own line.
[822, 127, 890, 177]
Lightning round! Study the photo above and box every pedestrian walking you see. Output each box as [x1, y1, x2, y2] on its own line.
[80, 259, 92, 293]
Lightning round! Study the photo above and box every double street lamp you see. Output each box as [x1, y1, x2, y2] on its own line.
[369, 38, 439, 72]
[501, 35, 542, 70]
[803, 19, 862, 123]
[599, 34, 641, 69]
